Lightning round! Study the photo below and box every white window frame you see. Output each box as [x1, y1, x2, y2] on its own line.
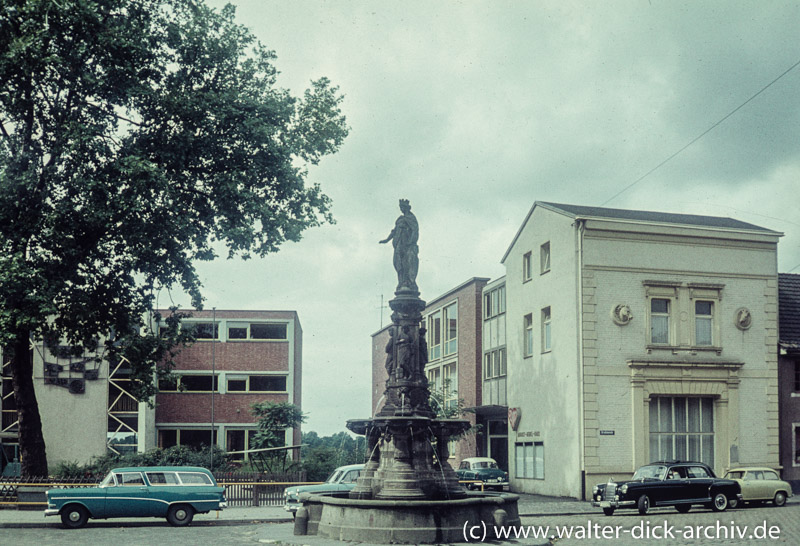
[514, 441, 544, 479]
[427, 310, 442, 361]
[443, 302, 458, 357]
[225, 374, 288, 393]
[540, 242, 550, 274]
[693, 300, 714, 347]
[524, 314, 533, 357]
[523, 252, 532, 282]
[227, 321, 288, 341]
[541, 307, 551, 353]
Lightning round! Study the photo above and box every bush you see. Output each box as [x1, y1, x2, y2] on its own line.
[50, 445, 233, 478]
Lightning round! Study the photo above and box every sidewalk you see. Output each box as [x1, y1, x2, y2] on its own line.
[0, 493, 594, 528]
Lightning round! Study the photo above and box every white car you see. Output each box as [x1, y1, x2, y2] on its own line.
[283, 463, 364, 514]
[723, 467, 793, 508]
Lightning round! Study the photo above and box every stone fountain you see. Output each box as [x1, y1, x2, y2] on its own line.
[294, 200, 520, 543]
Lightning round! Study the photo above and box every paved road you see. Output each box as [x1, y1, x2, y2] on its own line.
[518, 503, 800, 545]
[2, 498, 797, 545]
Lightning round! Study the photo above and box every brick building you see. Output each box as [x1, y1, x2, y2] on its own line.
[371, 278, 488, 464]
[155, 309, 303, 461]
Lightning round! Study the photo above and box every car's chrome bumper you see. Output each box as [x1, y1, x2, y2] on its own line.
[44, 508, 59, 517]
[284, 502, 301, 513]
[592, 500, 636, 509]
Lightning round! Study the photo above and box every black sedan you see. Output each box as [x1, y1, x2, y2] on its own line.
[592, 461, 741, 516]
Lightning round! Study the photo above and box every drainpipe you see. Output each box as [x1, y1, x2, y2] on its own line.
[575, 219, 586, 499]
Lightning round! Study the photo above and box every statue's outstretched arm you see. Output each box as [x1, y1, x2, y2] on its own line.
[379, 229, 395, 244]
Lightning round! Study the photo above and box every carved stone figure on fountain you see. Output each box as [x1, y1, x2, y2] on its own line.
[379, 199, 419, 294]
[384, 326, 395, 376]
[395, 325, 415, 380]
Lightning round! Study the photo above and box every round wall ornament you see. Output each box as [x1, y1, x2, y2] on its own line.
[611, 304, 633, 326]
[735, 307, 752, 331]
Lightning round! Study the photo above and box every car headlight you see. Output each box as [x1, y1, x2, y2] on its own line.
[620, 484, 628, 495]
[592, 485, 599, 495]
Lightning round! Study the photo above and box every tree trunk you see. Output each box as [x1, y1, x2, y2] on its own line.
[10, 330, 48, 477]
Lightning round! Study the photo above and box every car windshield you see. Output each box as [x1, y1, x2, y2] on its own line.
[632, 465, 666, 480]
[326, 470, 343, 483]
[99, 472, 116, 488]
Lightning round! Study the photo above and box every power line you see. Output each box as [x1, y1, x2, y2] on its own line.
[602, 57, 800, 206]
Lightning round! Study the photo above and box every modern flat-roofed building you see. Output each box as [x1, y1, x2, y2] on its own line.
[155, 309, 303, 461]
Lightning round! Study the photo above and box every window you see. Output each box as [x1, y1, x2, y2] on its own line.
[524, 314, 533, 357]
[540, 242, 550, 274]
[227, 322, 287, 341]
[187, 321, 218, 339]
[226, 429, 258, 461]
[694, 301, 714, 346]
[795, 425, 800, 465]
[427, 311, 441, 361]
[147, 472, 180, 485]
[514, 441, 544, 479]
[484, 285, 506, 319]
[541, 307, 551, 352]
[115, 472, 145, 486]
[523, 252, 532, 282]
[251, 323, 287, 340]
[159, 374, 219, 392]
[649, 397, 714, 467]
[794, 362, 800, 392]
[650, 298, 671, 345]
[178, 472, 213, 485]
[484, 348, 507, 379]
[443, 303, 458, 356]
[226, 375, 287, 393]
[159, 428, 218, 449]
[249, 375, 287, 392]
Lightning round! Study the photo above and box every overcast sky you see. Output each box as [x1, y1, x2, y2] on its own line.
[179, 0, 800, 436]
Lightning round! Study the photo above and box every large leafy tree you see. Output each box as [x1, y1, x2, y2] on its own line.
[0, 0, 348, 476]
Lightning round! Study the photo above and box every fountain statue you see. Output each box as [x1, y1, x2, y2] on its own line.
[294, 199, 520, 543]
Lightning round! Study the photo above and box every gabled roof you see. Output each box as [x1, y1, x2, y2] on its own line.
[779, 273, 800, 351]
[501, 201, 782, 263]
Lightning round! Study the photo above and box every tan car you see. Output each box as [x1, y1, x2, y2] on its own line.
[723, 467, 793, 508]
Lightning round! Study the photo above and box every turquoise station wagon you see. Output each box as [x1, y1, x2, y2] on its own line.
[45, 466, 226, 529]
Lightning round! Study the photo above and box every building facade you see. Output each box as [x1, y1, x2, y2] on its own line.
[502, 202, 781, 499]
[155, 309, 303, 461]
[476, 277, 509, 471]
[778, 273, 800, 486]
[0, 308, 302, 468]
[371, 278, 488, 464]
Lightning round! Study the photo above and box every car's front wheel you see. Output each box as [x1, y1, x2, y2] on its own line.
[774, 491, 787, 507]
[602, 507, 615, 516]
[60, 504, 89, 529]
[637, 495, 650, 515]
[167, 504, 195, 526]
[711, 492, 728, 512]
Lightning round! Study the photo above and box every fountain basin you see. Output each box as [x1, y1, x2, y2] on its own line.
[295, 491, 521, 543]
